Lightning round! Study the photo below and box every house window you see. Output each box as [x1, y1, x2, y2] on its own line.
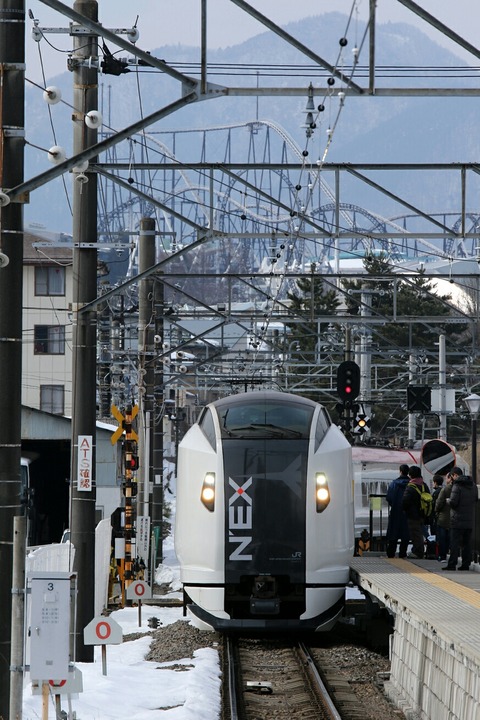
[40, 385, 65, 414]
[35, 266, 65, 296]
[34, 325, 65, 354]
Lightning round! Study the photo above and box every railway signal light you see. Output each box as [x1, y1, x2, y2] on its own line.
[353, 413, 371, 435]
[122, 481, 138, 496]
[336, 361, 360, 402]
[125, 454, 139, 471]
[407, 385, 431, 413]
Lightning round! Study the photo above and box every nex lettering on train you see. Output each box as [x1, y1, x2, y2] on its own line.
[228, 477, 253, 561]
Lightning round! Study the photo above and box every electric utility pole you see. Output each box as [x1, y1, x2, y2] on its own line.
[138, 218, 156, 515]
[0, 1, 25, 716]
[70, 0, 99, 662]
[152, 274, 164, 564]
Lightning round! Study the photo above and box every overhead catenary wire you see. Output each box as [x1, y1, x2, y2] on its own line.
[23, 4, 479, 366]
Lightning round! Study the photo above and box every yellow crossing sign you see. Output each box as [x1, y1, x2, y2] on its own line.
[111, 404, 139, 445]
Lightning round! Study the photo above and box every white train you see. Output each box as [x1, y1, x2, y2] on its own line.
[175, 390, 354, 631]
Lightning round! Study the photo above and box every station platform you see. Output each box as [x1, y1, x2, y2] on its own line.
[350, 556, 480, 720]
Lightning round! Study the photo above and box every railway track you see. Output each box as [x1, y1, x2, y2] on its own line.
[223, 635, 344, 720]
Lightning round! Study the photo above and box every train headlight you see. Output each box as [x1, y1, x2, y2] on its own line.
[201, 472, 216, 511]
[315, 472, 330, 513]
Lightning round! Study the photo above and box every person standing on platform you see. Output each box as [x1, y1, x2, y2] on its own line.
[425, 474, 444, 557]
[430, 474, 444, 537]
[402, 465, 431, 559]
[435, 472, 453, 562]
[443, 466, 478, 571]
[385, 464, 410, 558]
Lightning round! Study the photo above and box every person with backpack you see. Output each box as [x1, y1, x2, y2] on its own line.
[442, 466, 478, 571]
[402, 465, 433, 559]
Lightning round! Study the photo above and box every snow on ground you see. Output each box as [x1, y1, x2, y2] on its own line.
[22, 503, 222, 720]
[21, 467, 359, 718]
[22, 606, 221, 720]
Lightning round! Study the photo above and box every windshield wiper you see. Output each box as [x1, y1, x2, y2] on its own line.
[226, 423, 301, 438]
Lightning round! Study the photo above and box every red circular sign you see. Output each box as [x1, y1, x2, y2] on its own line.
[134, 582, 145, 597]
[95, 621, 112, 640]
[49, 679, 67, 687]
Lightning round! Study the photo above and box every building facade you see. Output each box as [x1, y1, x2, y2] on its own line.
[22, 233, 73, 415]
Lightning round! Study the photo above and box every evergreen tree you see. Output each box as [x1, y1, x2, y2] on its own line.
[286, 267, 340, 356]
[342, 253, 462, 352]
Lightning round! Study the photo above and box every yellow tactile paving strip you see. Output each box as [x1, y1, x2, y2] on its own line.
[388, 558, 480, 610]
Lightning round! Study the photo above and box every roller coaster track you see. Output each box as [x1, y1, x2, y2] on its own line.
[97, 119, 474, 275]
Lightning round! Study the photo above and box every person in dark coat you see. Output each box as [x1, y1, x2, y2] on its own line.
[435, 473, 452, 561]
[385, 464, 410, 558]
[402, 465, 430, 559]
[429, 474, 444, 537]
[423, 474, 444, 558]
[442, 466, 478, 571]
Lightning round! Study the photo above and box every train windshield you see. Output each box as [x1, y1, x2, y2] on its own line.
[218, 400, 314, 439]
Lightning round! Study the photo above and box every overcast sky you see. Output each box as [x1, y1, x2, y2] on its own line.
[26, 1, 480, 83]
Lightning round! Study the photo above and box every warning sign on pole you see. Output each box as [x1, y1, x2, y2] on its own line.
[111, 404, 139, 444]
[32, 669, 83, 696]
[126, 580, 152, 601]
[136, 516, 151, 564]
[77, 435, 93, 492]
[83, 616, 122, 645]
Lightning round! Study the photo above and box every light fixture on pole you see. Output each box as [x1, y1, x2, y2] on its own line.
[464, 393, 480, 415]
[464, 392, 480, 560]
[464, 393, 480, 480]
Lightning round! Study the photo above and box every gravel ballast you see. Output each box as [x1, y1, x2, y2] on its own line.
[140, 619, 404, 719]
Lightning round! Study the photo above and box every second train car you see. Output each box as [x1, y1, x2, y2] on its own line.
[175, 390, 354, 631]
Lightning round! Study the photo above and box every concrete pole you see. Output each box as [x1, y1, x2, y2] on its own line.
[98, 297, 112, 419]
[360, 288, 372, 423]
[10, 516, 26, 720]
[70, 0, 98, 663]
[138, 218, 156, 513]
[152, 277, 164, 564]
[438, 334, 447, 441]
[408, 355, 417, 445]
[0, 1, 25, 715]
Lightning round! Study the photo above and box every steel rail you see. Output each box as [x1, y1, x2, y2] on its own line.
[297, 641, 342, 720]
[226, 635, 240, 720]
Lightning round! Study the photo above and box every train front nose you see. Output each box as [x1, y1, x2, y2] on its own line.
[224, 438, 308, 620]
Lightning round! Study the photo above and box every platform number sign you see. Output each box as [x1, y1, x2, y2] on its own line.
[126, 580, 152, 600]
[84, 616, 122, 645]
[84, 616, 122, 677]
